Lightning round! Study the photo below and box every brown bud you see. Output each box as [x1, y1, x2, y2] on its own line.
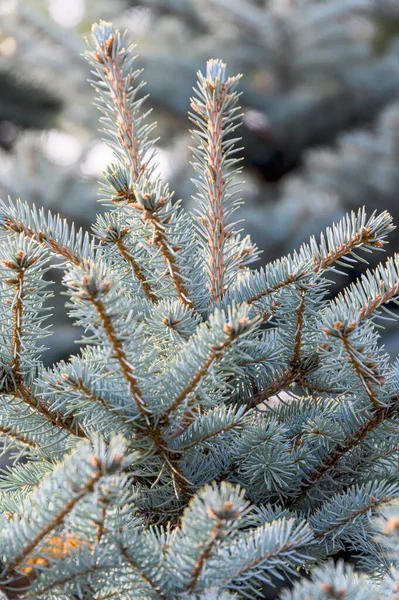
[15, 250, 26, 262]
[223, 323, 235, 336]
[347, 320, 357, 333]
[333, 321, 344, 331]
[1, 260, 18, 270]
[141, 210, 152, 221]
[210, 342, 225, 352]
[91, 455, 101, 469]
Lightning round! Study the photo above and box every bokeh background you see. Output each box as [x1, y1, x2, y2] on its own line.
[1, 0, 399, 363]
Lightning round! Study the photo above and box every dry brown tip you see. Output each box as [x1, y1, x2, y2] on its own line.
[92, 51, 104, 64]
[105, 34, 115, 56]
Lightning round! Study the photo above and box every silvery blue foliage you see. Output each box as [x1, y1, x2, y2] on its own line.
[0, 19, 398, 600]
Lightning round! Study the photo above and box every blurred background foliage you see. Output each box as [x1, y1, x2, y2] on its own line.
[1, 0, 399, 362]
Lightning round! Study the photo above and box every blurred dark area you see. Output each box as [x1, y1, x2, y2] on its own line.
[1, 0, 399, 358]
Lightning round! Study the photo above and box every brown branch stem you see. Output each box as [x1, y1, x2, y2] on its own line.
[0, 424, 38, 449]
[291, 405, 394, 505]
[184, 520, 224, 593]
[148, 214, 192, 307]
[120, 546, 167, 600]
[4, 465, 107, 576]
[313, 225, 384, 273]
[115, 238, 157, 302]
[3, 218, 82, 266]
[163, 330, 238, 418]
[341, 335, 383, 410]
[11, 384, 86, 439]
[315, 494, 394, 538]
[11, 269, 24, 384]
[91, 297, 149, 419]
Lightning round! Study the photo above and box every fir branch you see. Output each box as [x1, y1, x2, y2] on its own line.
[65, 264, 193, 499]
[171, 405, 247, 451]
[115, 236, 157, 303]
[8, 258, 25, 384]
[95, 220, 157, 303]
[61, 373, 133, 428]
[245, 271, 304, 307]
[292, 404, 395, 503]
[309, 209, 393, 273]
[1, 438, 129, 577]
[312, 482, 396, 540]
[0, 424, 38, 449]
[230, 209, 393, 308]
[87, 23, 192, 307]
[247, 289, 307, 409]
[123, 177, 197, 308]
[322, 255, 399, 334]
[164, 344, 226, 417]
[0, 199, 91, 266]
[167, 483, 250, 593]
[162, 307, 258, 418]
[142, 205, 192, 307]
[11, 384, 86, 439]
[87, 22, 152, 181]
[190, 59, 243, 302]
[65, 262, 150, 420]
[184, 519, 225, 593]
[120, 545, 167, 600]
[219, 518, 312, 591]
[249, 370, 296, 408]
[341, 334, 383, 410]
[18, 565, 101, 599]
[280, 561, 376, 600]
[91, 295, 148, 418]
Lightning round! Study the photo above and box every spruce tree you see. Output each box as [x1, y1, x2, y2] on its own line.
[0, 20, 398, 599]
